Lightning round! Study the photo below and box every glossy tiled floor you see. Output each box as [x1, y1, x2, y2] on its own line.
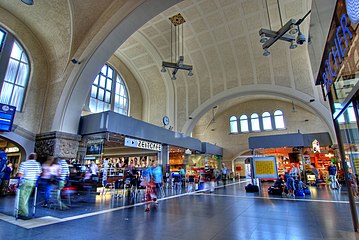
[0, 180, 359, 240]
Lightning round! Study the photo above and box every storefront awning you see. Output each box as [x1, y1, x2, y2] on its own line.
[79, 111, 223, 155]
[248, 132, 332, 149]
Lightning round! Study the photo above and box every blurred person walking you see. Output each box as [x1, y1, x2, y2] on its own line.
[40, 156, 60, 207]
[17, 153, 42, 219]
[57, 158, 70, 209]
[152, 162, 164, 200]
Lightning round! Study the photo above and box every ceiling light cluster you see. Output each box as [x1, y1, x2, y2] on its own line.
[259, 10, 311, 56]
[160, 13, 193, 80]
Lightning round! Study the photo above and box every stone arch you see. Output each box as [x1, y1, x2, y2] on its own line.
[52, 0, 181, 134]
[182, 85, 335, 140]
[0, 131, 34, 162]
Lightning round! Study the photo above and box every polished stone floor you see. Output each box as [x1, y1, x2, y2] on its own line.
[0, 180, 359, 240]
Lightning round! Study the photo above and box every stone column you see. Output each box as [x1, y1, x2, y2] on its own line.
[35, 131, 81, 162]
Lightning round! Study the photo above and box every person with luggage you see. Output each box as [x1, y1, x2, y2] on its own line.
[268, 175, 285, 195]
[290, 163, 300, 180]
[17, 153, 42, 220]
[284, 171, 295, 198]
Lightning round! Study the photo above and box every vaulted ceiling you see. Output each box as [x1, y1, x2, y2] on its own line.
[0, 0, 331, 138]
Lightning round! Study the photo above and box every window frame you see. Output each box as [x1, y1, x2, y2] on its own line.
[0, 28, 30, 112]
[229, 116, 238, 133]
[262, 112, 273, 131]
[239, 114, 249, 133]
[88, 63, 129, 115]
[250, 113, 261, 132]
[274, 109, 285, 129]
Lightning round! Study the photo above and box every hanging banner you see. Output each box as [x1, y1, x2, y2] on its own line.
[312, 139, 320, 153]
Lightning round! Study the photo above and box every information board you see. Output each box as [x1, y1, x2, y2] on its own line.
[0, 103, 16, 132]
[252, 156, 278, 179]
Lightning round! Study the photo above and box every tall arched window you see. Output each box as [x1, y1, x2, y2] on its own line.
[262, 112, 272, 130]
[229, 116, 238, 133]
[89, 64, 129, 115]
[240, 115, 249, 132]
[251, 113, 260, 131]
[274, 110, 285, 129]
[0, 28, 30, 111]
[114, 74, 129, 115]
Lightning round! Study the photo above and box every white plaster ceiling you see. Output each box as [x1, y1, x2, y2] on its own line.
[116, 0, 316, 131]
[0, 0, 323, 136]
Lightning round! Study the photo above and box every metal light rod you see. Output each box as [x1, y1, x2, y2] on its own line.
[161, 55, 193, 79]
[261, 19, 297, 49]
[259, 28, 296, 43]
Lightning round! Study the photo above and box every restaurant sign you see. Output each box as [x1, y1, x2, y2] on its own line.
[124, 137, 162, 151]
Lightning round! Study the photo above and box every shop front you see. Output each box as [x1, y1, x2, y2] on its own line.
[249, 132, 333, 182]
[78, 111, 222, 187]
[313, 0, 359, 231]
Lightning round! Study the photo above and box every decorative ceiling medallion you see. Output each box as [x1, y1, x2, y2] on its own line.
[169, 13, 186, 26]
[346, 0, 359, 24]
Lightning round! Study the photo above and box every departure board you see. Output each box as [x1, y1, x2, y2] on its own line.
[0, 104, 16, 132]
[252, 156, 278, 179]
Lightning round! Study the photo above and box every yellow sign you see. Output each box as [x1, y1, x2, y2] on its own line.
[255, 161, 275, 175]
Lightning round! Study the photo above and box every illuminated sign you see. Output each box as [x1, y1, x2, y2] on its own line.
[252, 156, 278, 179]
[0, 103, 16, 132]
[124, 137, 162, 151]
[5, 147, 19, 153]
[322, 14, 353, 92]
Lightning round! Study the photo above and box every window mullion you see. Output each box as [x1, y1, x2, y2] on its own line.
[0, 33, 15, 92]
[111, 74, 116, 111]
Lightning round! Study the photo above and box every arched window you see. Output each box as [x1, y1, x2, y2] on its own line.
[274, 110, 285, 129]
[262, 112, 272, 130]
[0, 28, 30, 111]
[229, 116, 238, 133]
[89, 64, 129, 115]
[251, 113, 260, 131]
[114, 74, 129, 115]
[240, 115, 249, 132]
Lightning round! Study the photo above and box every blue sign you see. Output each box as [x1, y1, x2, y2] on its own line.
[0, 103, 16, 132]
[322, 14, 353, 92]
